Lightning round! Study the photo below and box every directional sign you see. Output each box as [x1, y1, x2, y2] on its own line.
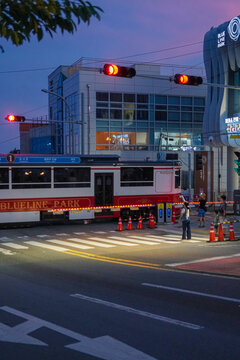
[0, 306, 157, 360]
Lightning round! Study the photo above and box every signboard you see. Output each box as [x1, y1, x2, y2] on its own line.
[0, 155, 81, 164]
[217, 16, 240, 47]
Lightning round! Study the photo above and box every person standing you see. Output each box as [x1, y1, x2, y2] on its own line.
[219, 195, 227, 235]
[198, 193, 207, 227]
[179, 195, 191, 240]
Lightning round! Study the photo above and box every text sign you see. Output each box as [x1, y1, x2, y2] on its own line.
[0, 156, 81, 164]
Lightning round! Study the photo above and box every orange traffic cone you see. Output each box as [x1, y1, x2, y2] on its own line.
[172, 206, 176, 223]
[127, 216, 133, 230]
[209, 222, 216, 242]
[149, 213, 155, 229]
[117, 217, 123, 231]
[137, 215, 143, 230]
[218, 222, 224, 241]
[229, 222, 235, 241]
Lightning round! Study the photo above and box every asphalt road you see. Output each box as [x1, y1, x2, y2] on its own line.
[0, 220, 240, 360]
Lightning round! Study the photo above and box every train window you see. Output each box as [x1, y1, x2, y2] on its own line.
[12, 168, 51, 188]
[0, 168, 9, 189]
[121, 167, 153, 187]
[175, 170, 181, 188]
[54, 167, 90, 188]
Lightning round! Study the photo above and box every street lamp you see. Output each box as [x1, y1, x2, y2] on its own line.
[41, 88, 84, 155]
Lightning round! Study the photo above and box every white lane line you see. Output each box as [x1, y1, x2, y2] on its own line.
[89, 237, 138, 246]
[36, 234, 49, 238]
[25, 241, 68, 252]
[71, 293, 203, 330]
[109, 236, 159, 245]
[166, 253, 240, 267]
[1, 242, 28, 249]
[163, 234, 206, 241]
[142, 283, 240, 304]
[182, 240, 200, 243]
[0, 237, 10, 242]
[17, 236, 29, 239]
[67, 238, 115, 248]
[56, 233, 68, 236]
[47, 239, 93, 250]
[0, 248, 15, 255]
[92, 231, 106, 234]
[127, 235, 181, 244]
[73, 232, 86, 235]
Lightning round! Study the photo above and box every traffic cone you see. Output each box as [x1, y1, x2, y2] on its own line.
[149, 213, 155, 229]
[127, 216, 133, 230]
[229, 222, 235, 241]
[117, 217, 123, 231]
[218, 222, 224, 241]
[209, 222, 216, 242]
[137, 215, 143, 230]
[172, 206, 176, 223]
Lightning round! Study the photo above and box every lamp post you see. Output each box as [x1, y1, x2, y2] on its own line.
[41, 88, 83, 155]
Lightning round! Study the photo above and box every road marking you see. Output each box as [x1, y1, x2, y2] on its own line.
[73, 232, 86, 235]
[92, 231, 106, 234]
[67, 238, 115, 248]
[0, 306, 157, 359]
[128, 235, 181, 244]
[109, 236, 159, 245]
[71, 293, 203, 330]
[0, 237, 10, 242]
[142, 283, 240, 304]
[17, 236, 29, 239]
[56, 233, 68, 236]
[47, 239, 93, 250]
[0, 248, 15, 255]
[24, 241, 68, 252]
[1, 242, 28, 249]
[36, 234, 49, 238]
[166, 253, 240, 267]
[89, 237, 138, 246]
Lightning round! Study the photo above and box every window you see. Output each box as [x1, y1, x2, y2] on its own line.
[110, 93, 122, 102]
[168, 112, 180, 121]
[54, 167, 90, 188]
[193, 113, 204, 122]
[96, 92, 108, 101]
[96, 108, 108, 119]
[137, 94, 148, 103]
[155, 95, 167, 104]
[121, 167, 153, 186]
[124, 93, 135, 102]
[12, 168, 51, 189]
[155, 111, 167, 121]
[181, 97, 192, 105]
[181, 112, 192, 121]
[175, 169, 181, 188]
[137, 110, 148, 120]
[168, 96, 180, 105]
[0, 168, 9, 189]
[110, 109, 122, 119]
[194, 97, 205, 106]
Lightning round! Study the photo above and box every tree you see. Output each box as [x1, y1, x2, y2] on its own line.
[0, 0, 103, 52]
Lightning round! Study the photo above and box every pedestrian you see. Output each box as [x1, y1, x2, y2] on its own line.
[213, 210, 219, 236]
[179, 195, 191, 240]
[219, 194, 227, 235]
[198, 192, 207, 227]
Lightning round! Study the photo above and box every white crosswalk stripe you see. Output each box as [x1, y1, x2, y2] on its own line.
[1, 242, 28, 249]
[47, 239, 93, 250]
[25, 241, 68, 251]
[127, 235, 181, 244]
[89, 237, 138, 246]
[37, 234, 49, 238]
[67, 238, 115, 248]
[109, 236, 159, 245]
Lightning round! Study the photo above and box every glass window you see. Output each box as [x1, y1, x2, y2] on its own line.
[181, 106, 192, 111]
[110, 109, 122, 119]
[168, 105, 180, 111]
[12, 168, 51, 189]
[96, 131, 109, 144]
[137, 104, 148, 109]
[110, 93, 122, 102]
[96, 92, 108, 101]
[54, 167, 90, 188]
[156, 105, 167, 110]
[110, 102, 122, 108]
[124, 104, 135, 120]
[0, 168, 9, 189]
[193, 113, 204, 122]
[124, 93, 135, 102]
[120, 167, 153, 187]
[155, 95, 167, 104]
[136, 132, 148, 145]
[96, 102, 108, 108]
[168, 112, 180, 121]
[194, 106, 204, 112]
[96, 120, 109, 127]
[168, 96, 180, 105]
[175, 170, 181, 188]
[137, 110, 148, 120]
[194, 97, 205, 106]
[181, 112, 192, 121]
[137, 94, 148, 103]
[96, 108, 108, 119]
[155, 111, 167, 121]
[181, 97, 192, 105]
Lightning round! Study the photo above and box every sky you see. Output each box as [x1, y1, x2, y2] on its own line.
[0, 0, 239, 153]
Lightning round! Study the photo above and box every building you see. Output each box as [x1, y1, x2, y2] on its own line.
[43, 58, 207, 198]
[203, 15, 240, 199]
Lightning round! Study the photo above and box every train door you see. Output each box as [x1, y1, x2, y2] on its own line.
[94, 173, 114, 207]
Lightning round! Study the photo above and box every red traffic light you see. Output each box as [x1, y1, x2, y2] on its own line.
[5, 114, 25, 122]
[103, 64, 136, 78]
[174, 73, 203, 86]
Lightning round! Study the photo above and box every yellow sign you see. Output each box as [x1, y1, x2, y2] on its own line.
[230, 135, 240, 138]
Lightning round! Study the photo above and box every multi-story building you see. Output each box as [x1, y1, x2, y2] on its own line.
[44, 58, 207, 197]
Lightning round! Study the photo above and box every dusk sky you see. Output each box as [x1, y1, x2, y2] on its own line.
[0, 0, 239, 153]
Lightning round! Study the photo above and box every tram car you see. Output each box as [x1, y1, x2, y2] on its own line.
[0, 154, 181, 225]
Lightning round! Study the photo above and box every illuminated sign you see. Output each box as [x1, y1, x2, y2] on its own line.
[217, 31, 225, 48]
[228, 16, 240, 41]
[225, 116, 240, 133]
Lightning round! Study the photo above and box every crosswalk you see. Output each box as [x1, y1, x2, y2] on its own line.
[0, 231, 209, 255]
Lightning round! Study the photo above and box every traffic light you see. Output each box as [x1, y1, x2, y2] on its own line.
[196, 154, 203, 170]
[174, 73, 203, 86]
[103, 64, 136, 78]
[234, 152, 240, 175]
[5, 114, 25, 122]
